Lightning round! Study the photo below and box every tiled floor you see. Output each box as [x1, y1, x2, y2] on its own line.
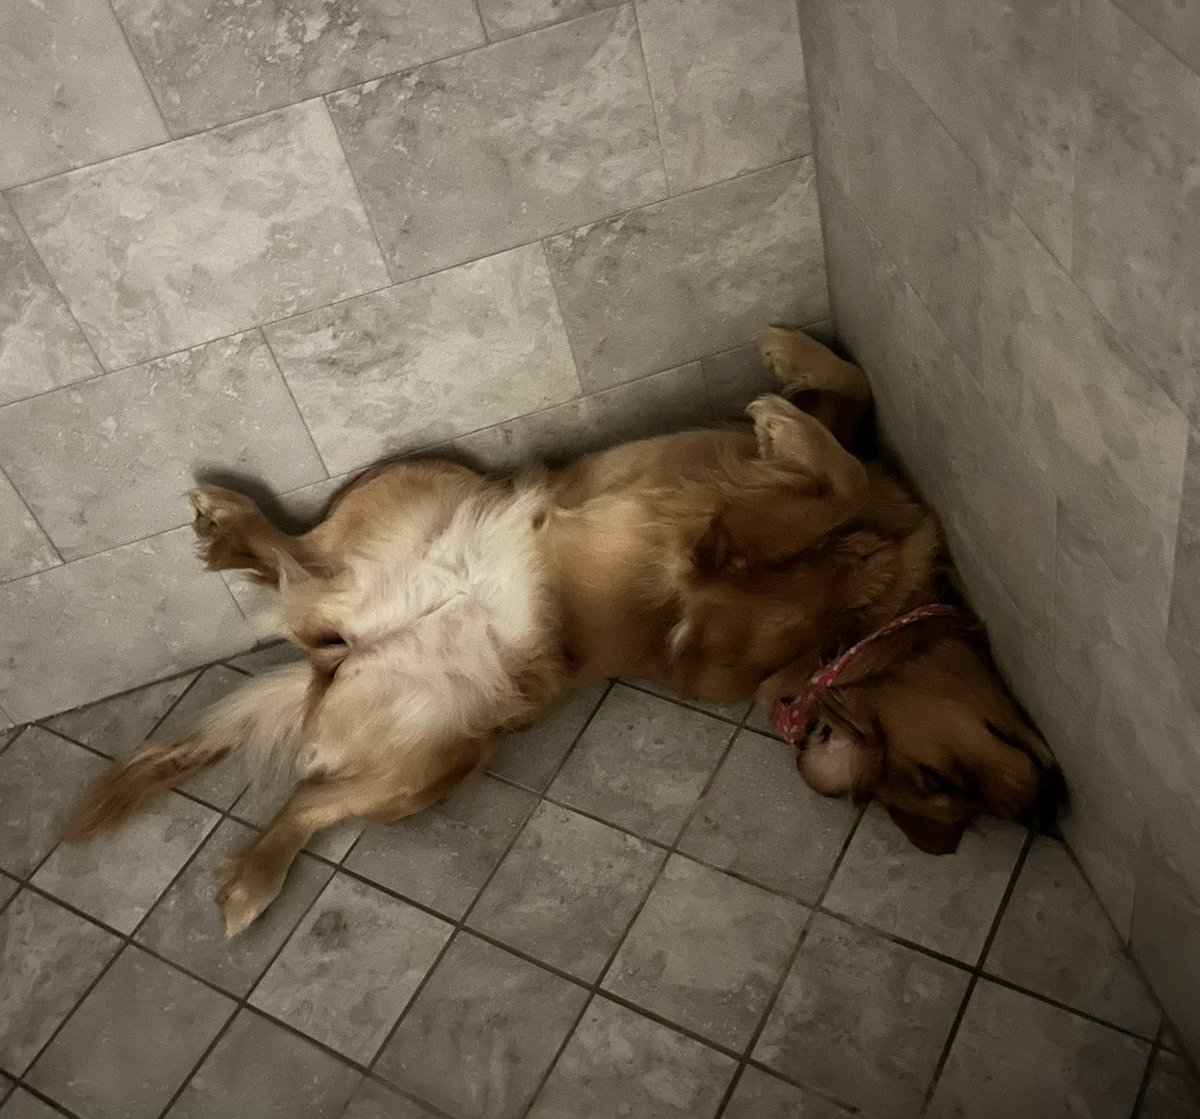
[2, 650, 1199, 1119]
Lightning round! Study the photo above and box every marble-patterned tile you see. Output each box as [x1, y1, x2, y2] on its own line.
[723, 1066, 852, 1119]
[32, 791, 219, 935]
[43, 675, 196, 758]
[137, 818, 333, 997]
[925, 978, 1149, 1119]
[676, 730, 860, 904]
[327, 7, 664, 282]
[0, 1089, 63, 1119]
[0, 890, 121, 1075]
[544, 159, 826, 391]
[154, 666, 256, 810]
[701, 344, 778, 422]
[456, 362, 712, 472]
[980, 195, 1187, 636]
[1111, 0, 1200, 75]
[985, 837, 1159, 1037]
[1140, 1051, 1200, 1119]
[526, 996, 734, 1119]
[266, 244, 579, 474]
[0, 472, 57, 586]
[8, 101, 387, 370]
[1168, 431, 1200, 697]
[166, 1009, 359, 1119]
[636, 0, 809, 194]
[468, 802, 664, 981]
[0, 196, 103, 407]
[27, 946, 234, 1119]
[0, 332, 325, 559]
[603, 855, 806, 1048]
[475, 0, 621, 39]
[0, 728, 107, 878]
[1074, 0, 1200, 419]
[376, 933, 588, 1119]
[823, 804, 1025, 963]
[344, 776, 535, 919]
[250, 874, 452, 1062]
[754, 913, 969, 1119]
[0, 0, 167, 189]
[890, 0, 1078, 266]
[340, 1079, 440, 1119]
[487, 684, 607, 790]
[547, 685, 731, 844]
[112, 0, 483, 135]
[0, 531, 253, 726]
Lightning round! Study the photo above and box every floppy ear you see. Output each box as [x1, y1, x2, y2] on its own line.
[884, 805, 966, 855]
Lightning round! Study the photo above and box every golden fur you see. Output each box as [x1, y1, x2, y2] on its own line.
[63, 328, 1064, 934]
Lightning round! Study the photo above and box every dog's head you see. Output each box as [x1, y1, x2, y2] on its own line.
[780, 636, 1066, 854]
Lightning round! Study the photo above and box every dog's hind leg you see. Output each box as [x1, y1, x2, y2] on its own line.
[189, 484, 312, 586]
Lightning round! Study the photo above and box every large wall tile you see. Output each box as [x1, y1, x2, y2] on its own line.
[8, 101, 388, 370]
[0, 528, 252, 722]
[0, 332, 325, 559]
[636, 0, 809, 194]
[0, 197, 102, 407]
[326, 7, 665, 282]
[476, 0, 622, 39]
[1074, 0, 1200, 418]
[266, 245, 579, 475]
[1167, 430, 1200, 695]
[0, 0, 167, 189]
[544, 159, 825, 391]
[981, 197, 1187, 636]
[0, 472, 58, 583]
[111, 0, 484, 135]
[457, 361, 711, 470]
[889, 0, 1079, 266]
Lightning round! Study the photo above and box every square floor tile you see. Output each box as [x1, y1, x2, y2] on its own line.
[9, 102, 387, 370]
[0, 1088, 62, 1119]
[42, 675, 195, 757]
[754, 913, 970, 1118]
[32, 791, 218, 934]
[723, 1066, 852, 1119]
[603, 855, 807, 1049]
[27, 946, 233, 1119]
[339, 1078, 441, 1119]
[985, 837, 1160, 1037]
[527, 996, 734, 1119]
[165, 1009, 358, 1119]
[137, 818, 333, 997]
[155, 666, 255, 810]
[468, 802, 665, 982]
[627, 681, 751, 724]
[326, 7, 664, 282]
[344, 776, 536, 919]
[376, 932, 588, 1119]
[0, 728, 106, 878]
[251, 874, 452, 1062]
[547, 685, 732, 843]
[488, 685, 607, 791]
[823, 804, 1026, 962]
[1141, 1050, 1200, 1119]
[926, 978, 1149, 1119]
[0, 890, 121, 1074]
[677, 730, 859, 903]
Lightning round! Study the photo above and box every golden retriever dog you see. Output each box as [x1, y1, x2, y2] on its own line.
[62, 328, 1064, 935]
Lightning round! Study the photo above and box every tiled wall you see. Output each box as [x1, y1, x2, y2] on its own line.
[0, 0, 828, 725]
[799, 0, 1200, 1063]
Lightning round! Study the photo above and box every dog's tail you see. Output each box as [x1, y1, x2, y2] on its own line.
[61, 663, 310, 843]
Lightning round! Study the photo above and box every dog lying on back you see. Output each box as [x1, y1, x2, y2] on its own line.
[63, 328, 1064, 935]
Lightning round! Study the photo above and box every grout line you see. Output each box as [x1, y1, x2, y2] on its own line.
[258, 328, 333, 480]
[1127, 1021, 1166, 1119]
[628, 0, 673, 196]
[469, 0, 491, 43]
[537, 240, 587, 398]
[916, 827, 1036, 1116]
[0, 459, 65, 569]
[100, 0, 172, 138]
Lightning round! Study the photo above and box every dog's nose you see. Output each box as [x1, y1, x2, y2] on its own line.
[1020, 765, 1068, 830]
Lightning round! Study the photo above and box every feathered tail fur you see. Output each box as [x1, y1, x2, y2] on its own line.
[61, 663, 310, 843]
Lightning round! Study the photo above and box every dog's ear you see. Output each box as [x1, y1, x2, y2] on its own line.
[884, 805, 966, 855]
